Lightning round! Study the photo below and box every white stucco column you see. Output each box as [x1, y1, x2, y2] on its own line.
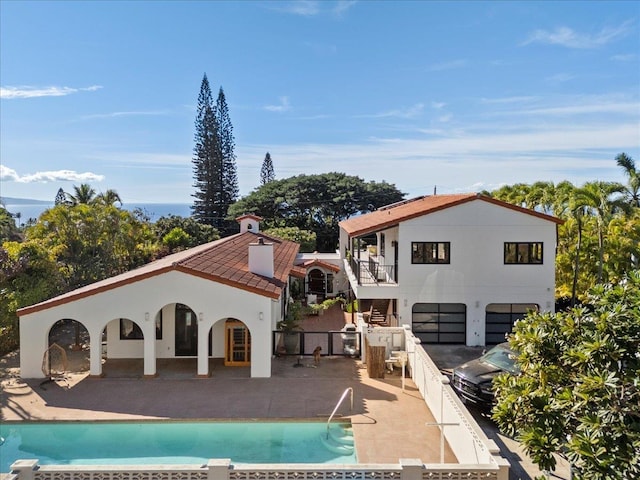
[143, 318, 157, 377]
[89, 326, 103, 377]
[197, 319, 210, 377]
[19, 315, 49, 378]
[250, 319, 271, 378]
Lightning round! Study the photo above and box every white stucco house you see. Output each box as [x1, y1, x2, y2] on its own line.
[338, 193, 563, 346]
[18, 215, 301, 379]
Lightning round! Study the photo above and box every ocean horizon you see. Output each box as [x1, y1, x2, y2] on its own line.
[3, 203, 193, 224]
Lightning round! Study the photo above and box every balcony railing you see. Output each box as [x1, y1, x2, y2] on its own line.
[347, 252, 396, 285]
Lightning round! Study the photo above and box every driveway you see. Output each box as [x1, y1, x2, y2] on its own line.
[423, 345, 571, 480]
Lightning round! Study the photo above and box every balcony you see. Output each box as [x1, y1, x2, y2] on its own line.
[346, 249, 396, 286]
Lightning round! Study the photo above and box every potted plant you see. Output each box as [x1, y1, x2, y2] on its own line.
[277, 300, 304, 354]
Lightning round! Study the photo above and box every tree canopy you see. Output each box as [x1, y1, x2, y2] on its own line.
[493, 271, 640, 480]
[228, 172, 405, 252]
[153, 214, 219, 254]
[489, 155, 639, 304]
[26, 203, 156, 291]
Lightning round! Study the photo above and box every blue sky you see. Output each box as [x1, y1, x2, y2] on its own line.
[1, 1, 639, 204]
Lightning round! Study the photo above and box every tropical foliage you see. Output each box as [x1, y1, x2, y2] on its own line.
[263, 226, 316, 253]
[489, 154, 639, 305]
[228, 172, 405, 251]
[493, 270, 640, 480]
[153, 214, 219, 254]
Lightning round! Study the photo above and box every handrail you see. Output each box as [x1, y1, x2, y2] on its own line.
[326, 387, 353, 439]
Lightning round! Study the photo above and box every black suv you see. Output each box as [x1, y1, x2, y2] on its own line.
[451, 342, 519, 408]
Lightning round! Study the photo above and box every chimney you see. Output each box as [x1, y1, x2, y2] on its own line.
[237, 214, 262, 234]
[248, 237, 274, 278]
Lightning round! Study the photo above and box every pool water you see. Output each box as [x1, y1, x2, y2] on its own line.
[0, 421, 356, 472]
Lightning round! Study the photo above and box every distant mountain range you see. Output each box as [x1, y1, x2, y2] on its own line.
[1, 197, 52, 205]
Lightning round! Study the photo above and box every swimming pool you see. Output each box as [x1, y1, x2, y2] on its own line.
[0, 421, 356, 472]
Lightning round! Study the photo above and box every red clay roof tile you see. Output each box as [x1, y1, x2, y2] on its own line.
[339, 193, 562, 237]
[18, 232, 300, 316]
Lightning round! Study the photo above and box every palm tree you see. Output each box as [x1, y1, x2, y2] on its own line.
[616, 152, 640, 208]
[66, 184, 97, 206]
[96, 189, 122, 206]
[574, 181, 629, 284]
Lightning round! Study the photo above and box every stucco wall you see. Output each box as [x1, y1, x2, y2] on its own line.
[19, 270, 278, 378]
[396, 201, 556, 345]
[341, 200, 557, 346]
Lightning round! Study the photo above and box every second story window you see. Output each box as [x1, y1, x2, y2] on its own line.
[504, 242, 543, 264]
[412, 242, 450, 264]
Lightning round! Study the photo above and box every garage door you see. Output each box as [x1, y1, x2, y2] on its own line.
[412, 303, 466, 344]
[485, 303, 538, 344]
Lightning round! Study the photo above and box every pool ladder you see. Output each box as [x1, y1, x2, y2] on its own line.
[326, 387, 353, 439]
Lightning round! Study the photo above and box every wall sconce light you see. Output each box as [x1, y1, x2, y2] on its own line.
[198, 312, 203, 322]
[403, 299, 408, 307]
[475, 300, 480, 308]
[259, 312, 264, 321]
[144, 312, 150, 322]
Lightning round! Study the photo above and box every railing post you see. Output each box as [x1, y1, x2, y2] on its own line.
[399, 458, 424, 480]
[207, 458, 230, 480]
[10, 459, 39, 480]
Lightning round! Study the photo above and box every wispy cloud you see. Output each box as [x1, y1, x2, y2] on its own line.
[427, 59, 467, 72]
[611, 53, 637, 62]
[264, 96, 292, 112]
[431, 102, 446, 109]
[0, 165, 105, 183]
[479, 96, 539, 105]
[237, 119, 637, 197]
[357, 103, 425, 119]
[271, 1, 320, 16]
[269, 1, 355, 18]
[545, 73, 575, 84]
[79, 110, 169, 121]
[522, 21, 633, 49]
[0, 85, 102, 99]
[333, 0, 357, 17]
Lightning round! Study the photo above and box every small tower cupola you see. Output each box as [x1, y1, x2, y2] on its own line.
[237, 214, 263, 234]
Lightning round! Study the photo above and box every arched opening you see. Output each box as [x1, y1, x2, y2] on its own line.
[307, 268, 326, 299]
[47, 319, 90, 376]
[101, 317, 146, 377]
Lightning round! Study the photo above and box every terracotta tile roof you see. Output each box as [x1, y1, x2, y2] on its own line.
[290, 265, 307, 278]
[339, 193, 563, 237]
[297, 259, 342, 273]
[18, 232, 300, 316]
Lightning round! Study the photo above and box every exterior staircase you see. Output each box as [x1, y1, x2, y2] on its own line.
[365, 299, 390, 326]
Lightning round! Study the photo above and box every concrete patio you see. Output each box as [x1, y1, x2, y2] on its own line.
[1, 355, 454, 465]
[0, 305, 455, 465]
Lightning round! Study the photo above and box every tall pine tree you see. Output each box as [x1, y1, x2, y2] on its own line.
[215, 87, 239, 234]
[191, 74, 238, 235]
[260, 152, 275, 185]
